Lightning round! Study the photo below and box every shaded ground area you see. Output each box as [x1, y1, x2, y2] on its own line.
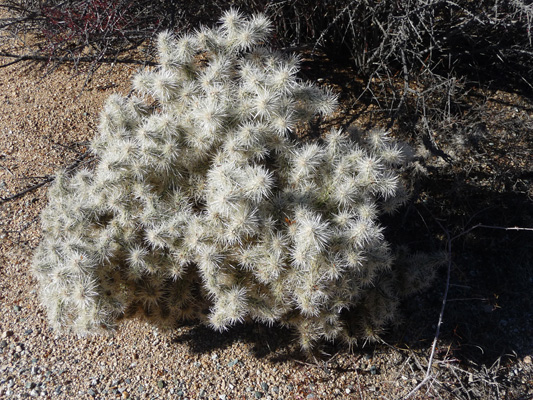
[287, 50, 533, 397]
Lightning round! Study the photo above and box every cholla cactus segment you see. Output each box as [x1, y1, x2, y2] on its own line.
[32, 10, 441, 350]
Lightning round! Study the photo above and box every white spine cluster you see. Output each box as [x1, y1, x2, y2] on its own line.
[32, 10, 436, 350]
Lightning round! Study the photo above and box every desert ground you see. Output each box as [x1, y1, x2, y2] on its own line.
[1, 12, 533, 400]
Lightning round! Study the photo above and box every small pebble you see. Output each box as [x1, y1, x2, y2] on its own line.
[227, 359, 239, 367]
[157, 380, 165, 388]
[254, 391, 263, 399]
[524, 355, 532, 364]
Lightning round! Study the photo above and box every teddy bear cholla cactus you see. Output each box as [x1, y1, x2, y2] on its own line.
[32, 10, 430, 350]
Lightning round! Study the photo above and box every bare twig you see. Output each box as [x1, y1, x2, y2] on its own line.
[404, 220, 452, 399]
[354, 366, 366, 400]
[0, 152, 94, 205]
[0, 51, 156, 67]
[464, 223, 533, 233]
[0, 176, 53, 204]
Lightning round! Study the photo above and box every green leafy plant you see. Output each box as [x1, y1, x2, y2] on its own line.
[32, 10, 441, 350]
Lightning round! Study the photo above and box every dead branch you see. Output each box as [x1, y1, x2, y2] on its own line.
[0, 51, 157, 68]
[0, 176, 53, 204]
[0, 152, 95, 205]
